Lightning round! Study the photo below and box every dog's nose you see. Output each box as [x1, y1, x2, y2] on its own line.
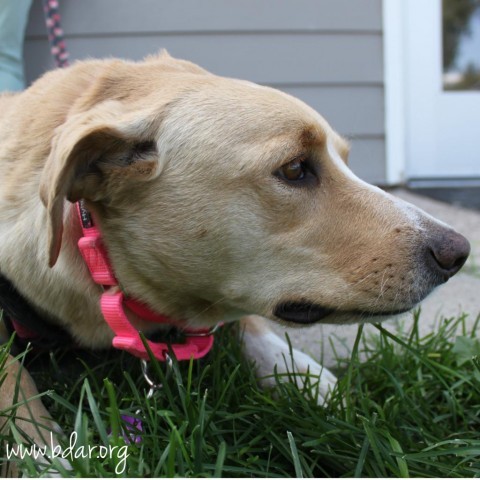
[427, 230, 470, 279]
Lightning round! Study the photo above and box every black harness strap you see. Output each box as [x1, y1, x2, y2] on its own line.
[0, 273, 73, 350]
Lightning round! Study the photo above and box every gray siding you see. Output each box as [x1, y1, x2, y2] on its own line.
[24, 0, 385, 183]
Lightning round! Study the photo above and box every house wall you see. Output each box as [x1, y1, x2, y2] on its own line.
[24, 0, 385, 183]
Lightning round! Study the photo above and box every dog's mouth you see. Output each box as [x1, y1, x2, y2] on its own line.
[273, 301, 412, 325]
[273, 301, 335, 324]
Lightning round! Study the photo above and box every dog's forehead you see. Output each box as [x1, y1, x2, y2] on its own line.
[167, 76, 334, 149]
[222, 80, 349, 161]
[226, 78, 330, 131]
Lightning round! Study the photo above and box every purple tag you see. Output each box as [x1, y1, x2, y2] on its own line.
[120, 415, 143, 444]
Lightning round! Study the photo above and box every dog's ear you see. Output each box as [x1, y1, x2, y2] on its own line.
[40, 100, 162, 267]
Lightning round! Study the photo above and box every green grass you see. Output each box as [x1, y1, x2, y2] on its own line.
[1, 311, 480, 477]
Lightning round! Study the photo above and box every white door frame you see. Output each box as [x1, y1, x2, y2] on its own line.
[383, 0, 480, 186]
[383, 0, 407, 185]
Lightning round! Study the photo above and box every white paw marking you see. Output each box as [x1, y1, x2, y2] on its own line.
[242, 328, 336, 405]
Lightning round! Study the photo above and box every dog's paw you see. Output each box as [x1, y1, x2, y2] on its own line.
[240, 316, 337, 405]
[281, 345, 337, 405]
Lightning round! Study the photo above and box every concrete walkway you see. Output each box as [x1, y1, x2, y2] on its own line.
[271, 189, 480, 367]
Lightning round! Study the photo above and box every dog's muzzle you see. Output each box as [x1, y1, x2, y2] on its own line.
[273, 229, 470, 326]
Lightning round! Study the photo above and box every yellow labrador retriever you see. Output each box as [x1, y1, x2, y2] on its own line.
[0, 52, 470, 469]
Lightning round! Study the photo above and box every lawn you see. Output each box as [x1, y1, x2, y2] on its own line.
[1, 311, 480, 477]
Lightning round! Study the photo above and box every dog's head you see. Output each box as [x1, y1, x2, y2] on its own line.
[39, 53, 470, 327]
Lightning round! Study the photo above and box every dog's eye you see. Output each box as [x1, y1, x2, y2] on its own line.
[274, 158, 317, 186]
[280, 160, 304, 181]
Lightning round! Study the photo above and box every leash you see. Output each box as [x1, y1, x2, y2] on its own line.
[41, 0, 69, 68]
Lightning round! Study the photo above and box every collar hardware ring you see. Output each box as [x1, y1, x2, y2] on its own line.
[141, 357, 172, 398]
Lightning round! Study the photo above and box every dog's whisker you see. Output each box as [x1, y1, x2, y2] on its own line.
[378, 270, 388, 299]
[351, 271, 376, 287]
[187, 295, 229, 324]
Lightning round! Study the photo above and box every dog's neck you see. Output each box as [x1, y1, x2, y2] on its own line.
[0, 200, 240, 350]
[0, 200, 114, 348]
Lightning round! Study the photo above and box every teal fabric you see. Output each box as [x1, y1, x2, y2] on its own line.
[0, 0, 34, 92]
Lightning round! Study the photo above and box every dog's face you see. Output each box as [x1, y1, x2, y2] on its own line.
[40, 55, 470, 328]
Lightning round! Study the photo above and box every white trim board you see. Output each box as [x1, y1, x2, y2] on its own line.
[382, 0, 407, 185]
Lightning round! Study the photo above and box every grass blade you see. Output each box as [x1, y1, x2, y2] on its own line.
[214, 441, 227, 477]
[287, 431, 303, 478]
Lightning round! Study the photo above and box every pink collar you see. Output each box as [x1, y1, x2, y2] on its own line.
[76, 201, 217, 362]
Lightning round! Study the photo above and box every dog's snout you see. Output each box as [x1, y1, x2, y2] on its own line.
[427, 230, 470, 279]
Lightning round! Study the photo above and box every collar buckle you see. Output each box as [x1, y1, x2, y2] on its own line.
[101, 291, 215, 361]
